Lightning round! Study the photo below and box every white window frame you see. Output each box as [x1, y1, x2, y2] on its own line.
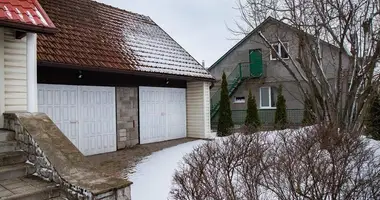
[270, 42, 289, 60]
[234, 96, 246, 104]
[260, 87, 276, 109]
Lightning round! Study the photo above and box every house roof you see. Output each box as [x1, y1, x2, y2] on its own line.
[37, 0, 213, 80]
[208, 17, 276, 71]
[208, 17, 343, 71]
[0, 0, 56, 33]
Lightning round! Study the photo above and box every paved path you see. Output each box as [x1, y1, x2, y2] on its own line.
[87, 138, 198, 178]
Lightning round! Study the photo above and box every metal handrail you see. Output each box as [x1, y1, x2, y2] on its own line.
[210, 63, 253, 117]
[210, 62, 265, 118]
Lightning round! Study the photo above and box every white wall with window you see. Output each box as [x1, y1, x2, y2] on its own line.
[270, 42, 289, 60]
[260, 87, 278, 108]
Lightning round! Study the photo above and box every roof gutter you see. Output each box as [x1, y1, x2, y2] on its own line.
[0, 20, 57, 34]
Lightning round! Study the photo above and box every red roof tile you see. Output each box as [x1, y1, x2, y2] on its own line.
[0, 0, 56, 33]
[37, 0, 213, 79]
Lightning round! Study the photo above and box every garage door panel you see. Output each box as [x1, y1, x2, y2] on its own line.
[166, 88, 186, 141]
[139, 87, 186, 144]
[79, 86, 116, 155]
[38, 85, 80, 149]
[38, 84, 116, 156]
[141, 87, 164, 144]
[108, 135, 116, 149]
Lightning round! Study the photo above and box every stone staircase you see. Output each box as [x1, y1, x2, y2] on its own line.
[0, 129, 63, 200]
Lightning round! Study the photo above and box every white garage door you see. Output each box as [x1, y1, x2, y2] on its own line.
[37, 84, 117, 156]
[139, 87, 186, 144]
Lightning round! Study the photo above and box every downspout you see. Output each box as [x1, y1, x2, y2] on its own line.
[26, 33, 38, 112]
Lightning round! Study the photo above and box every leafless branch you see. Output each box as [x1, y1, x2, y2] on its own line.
[171, 127, 380, 200]
[231, 0, 380, 132]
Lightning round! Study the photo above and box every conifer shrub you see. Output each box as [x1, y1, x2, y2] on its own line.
[217, 72, 234, 136]
[274, 85, 287, 129]
[245, 90, 261, 132]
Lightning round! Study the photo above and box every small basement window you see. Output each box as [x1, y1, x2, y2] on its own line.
[234, 96, 246, 104]
[270, 42, 289, 60]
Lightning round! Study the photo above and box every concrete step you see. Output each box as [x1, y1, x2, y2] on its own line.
[0, 151, 27, 167]
[0, 163, 35, 181]
[0, 141, 17, 154]
[49, 197, 67, 200]
[0, 177, 61, 200]
[0, 130, 15, 142]
[1, 187, 61, 200]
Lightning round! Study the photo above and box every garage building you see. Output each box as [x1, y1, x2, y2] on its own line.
[35, 0, 214, 155]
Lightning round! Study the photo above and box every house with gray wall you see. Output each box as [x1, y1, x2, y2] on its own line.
[208, 17, 348, 127]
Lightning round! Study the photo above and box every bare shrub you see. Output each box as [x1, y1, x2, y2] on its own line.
[170, 127, 380, 200]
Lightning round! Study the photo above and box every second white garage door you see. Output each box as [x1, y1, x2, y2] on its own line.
[139, 87, 186, 144]
[37, 84, 117, 156]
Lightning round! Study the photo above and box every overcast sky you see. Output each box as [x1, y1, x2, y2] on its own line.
[96, 0, 242, 68]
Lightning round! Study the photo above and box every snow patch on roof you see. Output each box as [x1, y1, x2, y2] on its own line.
[123, 19, 213, 79]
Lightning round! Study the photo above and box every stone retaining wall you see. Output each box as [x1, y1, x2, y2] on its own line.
[4, 114, 61, 182]
[3, 112, 132, 200]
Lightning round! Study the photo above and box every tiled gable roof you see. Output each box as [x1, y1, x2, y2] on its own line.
[38, 0, 213, 80]
[0, 0, 56, 33]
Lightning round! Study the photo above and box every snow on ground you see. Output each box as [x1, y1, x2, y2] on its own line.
[365, 137, 380, 156]
[129, 128, 380, 200]
[130, 140, 207, 200]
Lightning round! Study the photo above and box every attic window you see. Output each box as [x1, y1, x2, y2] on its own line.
[270, 42, 289, 60]
[234, 96, 246, 104]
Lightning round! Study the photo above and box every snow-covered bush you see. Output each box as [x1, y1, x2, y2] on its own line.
[170, 127, 380, 200]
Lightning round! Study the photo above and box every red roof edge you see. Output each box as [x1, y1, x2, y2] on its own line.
[0, 19, 57, 34]
[34, 0, 56, 29]
[0, 0, 57, 34]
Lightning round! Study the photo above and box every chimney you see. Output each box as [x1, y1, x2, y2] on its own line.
[202, 60, 205, 67]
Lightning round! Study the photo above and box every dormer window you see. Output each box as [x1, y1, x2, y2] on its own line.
[270, 42, 289, 60]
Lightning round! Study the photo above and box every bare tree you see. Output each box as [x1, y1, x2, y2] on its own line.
[170, 127, 380, 200]
[233, 0, 380, 133]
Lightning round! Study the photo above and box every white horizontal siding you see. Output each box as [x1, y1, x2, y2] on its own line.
[0, 28, 4, 127]
[186, 81, 211, 138]
[5, 85, 27, 93]
[5, 92, 27, 99]
[4, 28, 27, 112]
[5, 98, 27, 105]
[5, 48, 26, 55]
[4, 66, 26, 73]
[5, 105, 27, 111]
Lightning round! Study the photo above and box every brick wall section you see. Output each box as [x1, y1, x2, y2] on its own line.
[116, 87, 139, 149]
